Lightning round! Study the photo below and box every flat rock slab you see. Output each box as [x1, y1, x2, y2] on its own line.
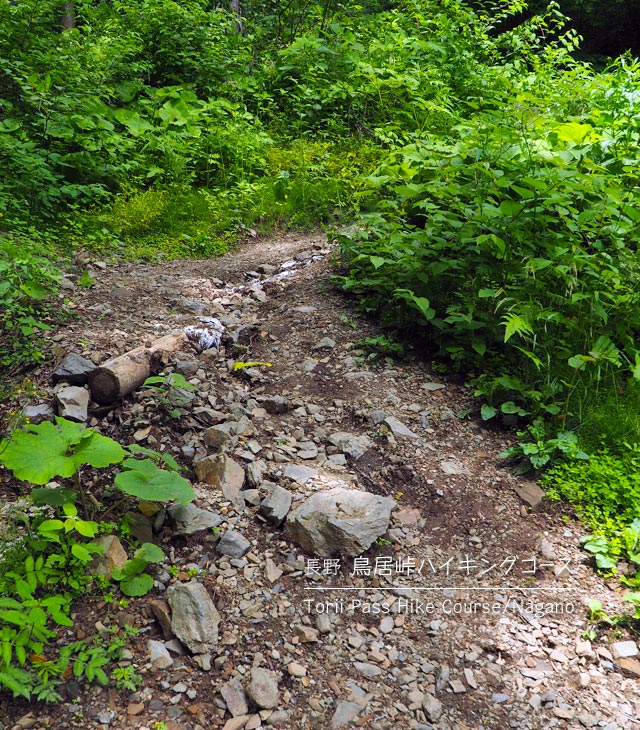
[284, 464, 317, 484]
[194, 454, 245, 506]
[217, 529, 251, 558]
[515, 480, 545, 509]
[51, 353, 96, 385]
[285, 487, 395, 557]
[168, 503, 223, 535]
[328, 432, 373, 460]
[167, 581, 220, 655]
[439, 459, 470, 476]
[246, 667, 279, 709]
[259, 485, 292, 527]
[56, 385, 89, 422]
[384, 416, 420, 440]
[332, 700, 362, 727]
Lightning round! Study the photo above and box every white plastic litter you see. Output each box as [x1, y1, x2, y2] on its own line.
[184, 317, 225, 351]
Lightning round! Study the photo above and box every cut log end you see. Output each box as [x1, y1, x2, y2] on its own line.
[89, 368, 127, 405]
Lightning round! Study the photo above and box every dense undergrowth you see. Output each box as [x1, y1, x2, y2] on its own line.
[2, 0, 640, 672]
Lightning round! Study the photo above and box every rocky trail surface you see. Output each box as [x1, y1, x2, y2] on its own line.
[2, 232, 639, 730]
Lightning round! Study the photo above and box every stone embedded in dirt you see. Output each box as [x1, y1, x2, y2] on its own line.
[89, 535, 128, 577]
[297, 443, 319, 460]
[354, 662, 381, 678]
[327, 432, 373, 460]
[439, 459, 470, 476]
[285, 487, 395, 557]
[264, 557, 283, 583]
[217, 529, 251, 558]
[148, 599, 174, 641]
[287, 661, 307, 678]
[221, 678, 249, 717]
[312, 336, 336, 350]
[422, 693, 443, 722]
[167, 580, 220, 654]
[618, 657, 640, 676]
[259, 485, 293, 526]
[262, 395, 290, 414]
[515, 480, 545, 509]
[284, 464, 317, 484]
[175, 359, 200, 377]
[246, 459, 265, 487]
[168, 503, 223, 535]
[243, 489, 262, 506]
[246, 667, 279, 709]
[393, 507, 421, 526]
[332, 700, 362, 727]
[539, 536, 557, 560]
[383, 415, 420, 440]
[294, 624, 319, 643]
[55, 385, 89, 422]
[51, 353, 96, 385]
[222, 715, 250, 730]
[123, 511, 153, 544]
[368, 409, 386, 425]
[316, 613, 332, 634]
[194, 453, 245, 505]
[612, 640, 639, 659]
[147, 639, 174, 669]
[23, 403, 55, 424]
[204, 422, 237, 449]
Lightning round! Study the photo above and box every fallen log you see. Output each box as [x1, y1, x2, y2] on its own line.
[88, 332, 187, 405]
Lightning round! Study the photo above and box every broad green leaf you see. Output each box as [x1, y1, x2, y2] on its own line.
[115, 459, 194, 504]
[38, 519, 64, 532]
[499, 200, 523, 216]
[126, 444, 182, 472]
[481, 404, 497, 420]
[136, 543, 165, 563]
[71, 544, 92, 562]
[555, 122, 595, 144]
[73, 520, 98, 538]
[31, 487, 78, 506]
[19, 281, 49, 299]
[0, 418, 125, 484]
[369, 256, 386, 269]
[594, 553, 617, 570]
[119, 573, 154, 597]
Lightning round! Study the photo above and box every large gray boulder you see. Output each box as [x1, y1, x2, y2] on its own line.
[285, 488, 395, 557]
[167, 581, 220, 654]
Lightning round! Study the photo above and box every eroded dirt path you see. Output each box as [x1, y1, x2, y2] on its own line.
[2, 232, 639, 730]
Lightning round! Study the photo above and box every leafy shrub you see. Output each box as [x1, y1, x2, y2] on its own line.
[0, 236, 60, 372]
[544, 444, 640, 529]
[338, 55, 640, 427]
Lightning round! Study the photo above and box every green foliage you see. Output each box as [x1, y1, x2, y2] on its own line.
[358, 334, 405, 361]
[500, 417, 589, 472]
[543, 444, 640, 528]
[0, 418, 125, 485]
[0, 501, 134, 701]
[543, 442, 640, 590]
[111, 542, 165, 597]
[0, 417, 195, 514]
[0, 236, 60, 372]
[338, 49, 640, 434]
